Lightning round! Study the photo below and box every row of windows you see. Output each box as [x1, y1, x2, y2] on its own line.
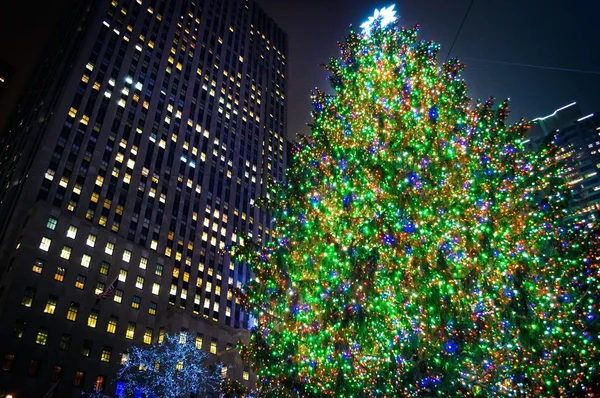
[37, 213, 236, 315]
[42, 216, 164, 273]
[16, 317, 152, 349]
[12, 321, 226, 359]
[40, 0, 284, 257]
[36, 0, 284, 329]
[21, 286, 158, 315]
[2, 354, 94, 388]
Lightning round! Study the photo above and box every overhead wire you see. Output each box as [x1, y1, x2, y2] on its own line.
[445, 0, 475, 61]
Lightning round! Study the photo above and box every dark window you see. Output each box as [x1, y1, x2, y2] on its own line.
[81, 340, 93, 357]
[2, 353, 15, 371]
[52, 365, 63, 381]
[59, 334, 72, 351]
[27, 359, 40, 377]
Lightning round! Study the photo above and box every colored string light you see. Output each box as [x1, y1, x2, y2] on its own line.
[231, 10, 600, 398]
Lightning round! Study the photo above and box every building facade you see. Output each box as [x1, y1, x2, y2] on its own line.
[0, 0, 287, 396]
[526, 102, 600, 222]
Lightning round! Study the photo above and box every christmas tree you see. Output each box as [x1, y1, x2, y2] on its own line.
[233, 5, 600, 397]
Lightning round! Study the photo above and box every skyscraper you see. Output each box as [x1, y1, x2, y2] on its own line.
[0, 0, 287, 396]
[526, 103, 600, 222]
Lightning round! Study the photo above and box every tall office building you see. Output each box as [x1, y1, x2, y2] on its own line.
[0, 0, 287, 396]
[526, 103, 600, 222]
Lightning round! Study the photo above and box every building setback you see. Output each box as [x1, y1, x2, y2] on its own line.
[0, 0, 287, 396]
[526, 102, 600, 222]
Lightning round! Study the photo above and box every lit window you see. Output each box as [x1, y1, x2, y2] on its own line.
[36, 328, 49, 345]
[100, 262, 110, 275]
[32, 258, 44, 274]
[101, 347, 111, 362]
[74, 371, 85, 387]
[86, 234, 96, 247]
[122, 249, 131, 263]
[60, 246, 72, 260]
[195, 334, 203, 349]
[44, 296, 57, 314]
[243, 370, 249, 381]
[149, 302, 157, 315]
[81, 254, 92, 268]
[114, 289, 123, 303]
[75, 274, 86, 289]
[54, 266, 66, 282]
[118, 269, 127, 282]
[46, 216, 58, 230]
[22, 287, 35, 307]
[152, 283, 160, 295]
[95, 375, 105, 391]
[66, 225, 78, 239]
[143, 328, 153, 344]
[45, 169, 56, 182]
[135, 276, 144, 289]
[139, 257, 148, 269]
[125, 323, 135, 340]
[95, 282, 105, 295]
[131, 295, 141, 309]
[107, 317, 118, 334]
[88, 310, 99, 328]
[39, 237, 52, 251]
[210, 339, 217, 354]
[66, 302, 79, 321]
[105, 242, 114, 255]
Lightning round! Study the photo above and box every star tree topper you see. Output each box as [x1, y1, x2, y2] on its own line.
[360, 4, 398, 36]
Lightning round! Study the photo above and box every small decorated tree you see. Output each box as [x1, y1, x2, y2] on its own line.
[117, 332, 222, 397]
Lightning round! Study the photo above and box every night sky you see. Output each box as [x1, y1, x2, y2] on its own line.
[258, 0, 600, 139]
[1, 0, 599, 140]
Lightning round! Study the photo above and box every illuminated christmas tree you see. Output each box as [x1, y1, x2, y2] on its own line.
[233, 5, 600, 397]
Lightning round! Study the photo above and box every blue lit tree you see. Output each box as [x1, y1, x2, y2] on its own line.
[116, 332, 222, 398]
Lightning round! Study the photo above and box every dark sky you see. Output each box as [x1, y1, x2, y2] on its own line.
[0, 0, 69, 132]
[257, 0, 600, 139]
[1, 1, 599, 139]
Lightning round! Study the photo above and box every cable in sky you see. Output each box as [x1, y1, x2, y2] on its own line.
[445, 0, 475, 62]
[461, 57, 600, 76]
